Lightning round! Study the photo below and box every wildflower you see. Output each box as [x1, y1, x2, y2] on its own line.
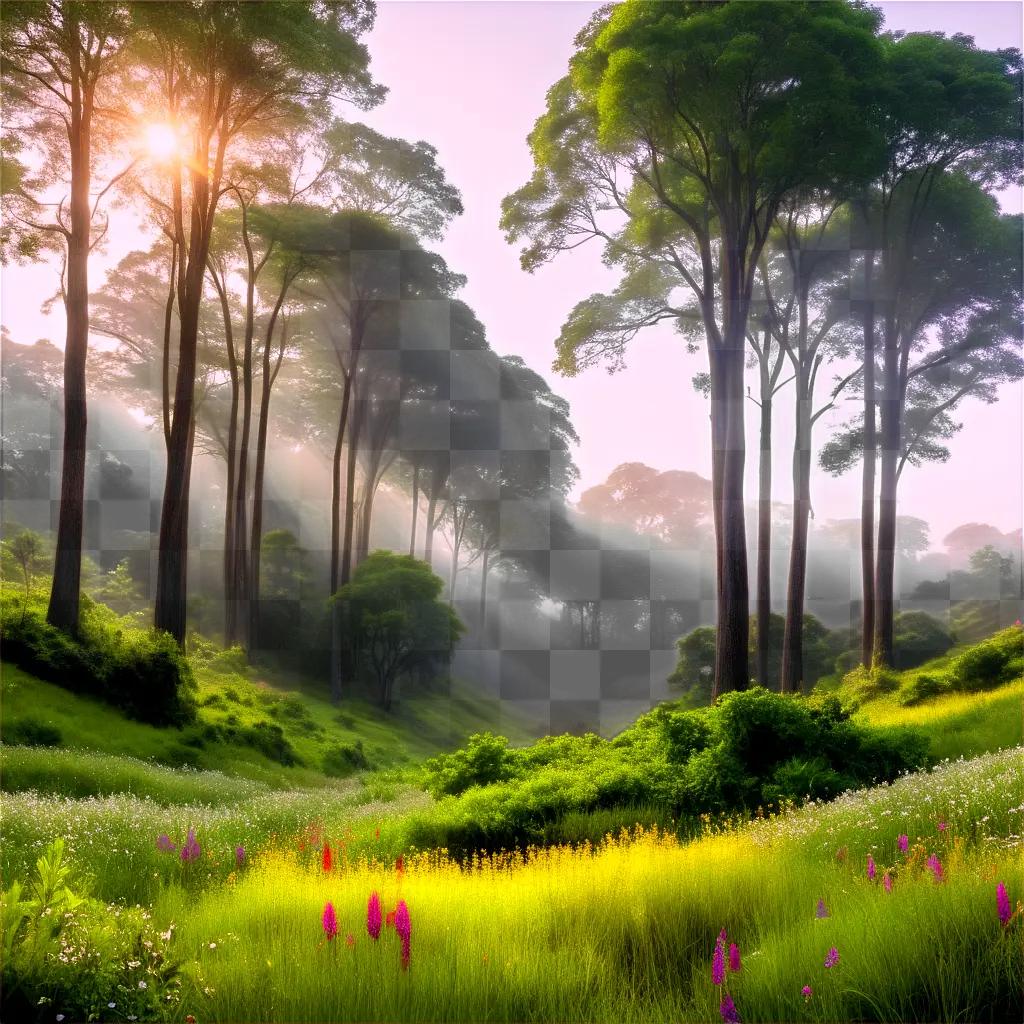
[375, 827, 381, 840]
[927, 854, 944, 883]
[997, 882, 1012, 928]
[322, 843, 332, 873]
[235, 845, 245, 867]
[396, 854, 405, 878]
[712, 940, 725, 986]
[108, 1003, 116, 1009]
[815, 899, 830, 919]
[156, 834, 176, 853]
[138, 981, 148, 990]
[801, 985, 813, 1002]
[937, 821, 948, 833]
[346, 933, 355, 947]
[56, 1017, 65, 1022]
[719, 993, 740, 1023]
[867, 854, 876, 881]
[322, 901, 338, 941]
[898, 834, 909, 853]
[395, 900, 411, 970]
[180, 829, 200, 863]
[728, 942, 741, 973]
[367, 891, 382, 940]
[824, 947, 840, 969]
[883, 871, 893, 894]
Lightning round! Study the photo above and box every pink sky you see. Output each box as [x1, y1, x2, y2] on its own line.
[3, 1, 1022, 549]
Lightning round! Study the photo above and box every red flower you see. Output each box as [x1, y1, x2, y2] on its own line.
[322, 843, 332, 873]
[396, 854, 405, 878]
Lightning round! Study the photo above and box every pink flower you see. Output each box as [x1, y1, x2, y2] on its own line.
[897, 834, 909, 853]
[156, 834, 176, 853]
[927, 854, 944, 883]
[180, 829, 201, 862]
[395, 900, 411, 970]
[824, 946, 840, 969]
[815, 899, 830, 919]
[235, 845, 245, 867]
[867, 854, 876, 881]
[322, 901, 337, 941]
[728, 942, 741, 973]
[367, 891, 382, 940]
[937, 821, 948, 833]
[719, 994, 740, 1023]
[997, 882, 1012, 928]
[883, 871, 893, 894]
[801, 985, 813, 1002]
[712, 939, 725, 986]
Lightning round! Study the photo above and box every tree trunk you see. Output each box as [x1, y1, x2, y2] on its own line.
[756, 395, 772, 689]
[424, 494, 438, 567]
[47, 73, 92, 635]
[781, 370, 813, 693]
[712, 332, 750, 697]
[329, 376, 353, 594]
[478, 548, 489, 641]
[873, 328, 900, 667]
[860, 253, 877, 668]
[409, 465, 419, 557]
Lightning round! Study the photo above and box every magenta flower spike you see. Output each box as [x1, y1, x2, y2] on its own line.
[815, 899, 830, 919]
[927, 854, 944, 883]
[824, 946, 840, 969]
[728, 942, 741, 973]
[180, 829, 201, 862]
[322, 901, 338, 941]
[867, 854, 876, 881]
[897, 834, 909, 854]
[719, 994, 740, 1024]
[367, 891, 383, 940]
[997, 882, 1012, 928]
[235, 845, 245, 867]
[395, 900, 411, 970]
[801, 985, 813, 1002]
[883, 871, 893, 894]
[156, 834, 176, 853]
[712, 939, 725, 986]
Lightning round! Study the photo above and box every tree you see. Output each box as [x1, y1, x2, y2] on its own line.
[333, 551, 464, 711]
[2, 528, 46, 596]
[503, 0, 884, 695]
[853, 31, 1022, 669]
[2, 2, 133, 634]
[138, 0, 382, 645]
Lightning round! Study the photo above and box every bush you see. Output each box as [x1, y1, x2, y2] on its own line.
[950, 627, 1023, 691]
[3, 717, 62, 748]
[322, 741, 370, 778]
[891, 611, 954, 670]
[409, 688, 927, 857]
[0, 588, 195, 726]
[897, 672, 951, 706]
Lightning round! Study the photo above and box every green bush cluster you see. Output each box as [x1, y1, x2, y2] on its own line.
[2, 717, 62, 748]
[1, 839, 186, 1023]
[415, 688, 927, 856]
[322, 740, 369, 777]
[0, 588, 196, 726]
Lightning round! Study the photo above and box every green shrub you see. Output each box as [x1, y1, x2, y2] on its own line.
[423, 732, 514, 797]
[897, 672, 951, 706]
[950, 627, 1023, 691]
[891, 611, 954, 670]
[3, 717, 62, 748]
[322, 741, 370, 778]
[0, 588, 195, 726]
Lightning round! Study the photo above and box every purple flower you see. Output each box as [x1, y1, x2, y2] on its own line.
[801, 985, 813, 1002]
[712, 939, 725, 986]
[997, 882, 1012, 928]
[937, 821, 948, 833]
[156, 834, 176, 853]
[824, 946, 840, 969]
[815, 899, 830, 919]
[235, 845, 245, 867]
[395, 900, 411, 970]
[883, 871, 893, 894]
[367, 891, 382, 940]
[322, 901, 337, 941]
[898, 834, 909, 853]
[866, 854, 876, 882]
[180, 829, 201, 862]
[927, 854, 944, 883]
[728, 942, 741, 973]
[719, 994, 740, 1024]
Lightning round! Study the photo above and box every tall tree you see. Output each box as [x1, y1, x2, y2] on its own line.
[502, 0, 884, 695]
[139, 0, 381, 644]
[2, 2, 132, 633]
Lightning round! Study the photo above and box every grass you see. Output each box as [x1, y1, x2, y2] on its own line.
[856, 679, 1024, 761]
[5, 745, 1017, 1022]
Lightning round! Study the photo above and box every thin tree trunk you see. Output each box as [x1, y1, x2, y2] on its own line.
[47, 68, 92, 635]
[478, 548, 489, 641]
[409, 465, 419, 558]
[329, 378, 353, 594]
[424, 494, 438, 567]
[340, 403, 363, 587]
[873, 327, 900, 667]
[781, 370, 812, 693]
[161, 241, 177, 450]
[756, 394, 773, 689]
[860, 253, 877, 668]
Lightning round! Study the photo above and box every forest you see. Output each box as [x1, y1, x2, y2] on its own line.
[1, 2, 1022, 1023]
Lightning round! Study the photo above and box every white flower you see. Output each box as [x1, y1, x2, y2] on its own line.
[209, 941, 217, 949]
[108, 1002, 116, 1009]
[57, 1017, 65, 1022]
[138, 980, 148, 990]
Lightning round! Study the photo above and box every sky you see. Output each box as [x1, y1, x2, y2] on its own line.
[3, 0, 1022, 550]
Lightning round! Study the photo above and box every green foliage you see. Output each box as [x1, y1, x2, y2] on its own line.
[896, 673, 951, 707]
[334, 551, 464, 709]
[322, 740, 369, 778]
[889, 611, 954, 670]
[0, 586, 196, 726]
[411, 689, 926, 856]
[0, 528, 46, 595]
[0, 839, 184, 1023]
[950, 626, 1024, 690]
[2, 716, 61, 747]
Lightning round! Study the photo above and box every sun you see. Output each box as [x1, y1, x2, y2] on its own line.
[143, 122, 182, 162]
